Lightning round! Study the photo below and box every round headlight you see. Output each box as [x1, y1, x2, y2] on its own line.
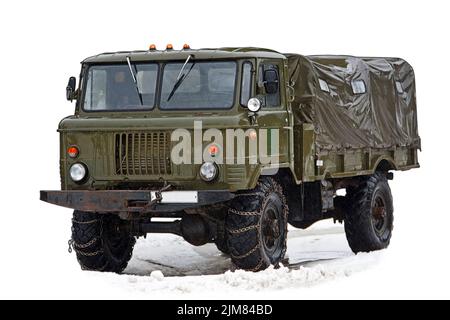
[69, 163, 87, 182]
[199, 162, 218, 182]
[247, 97, 261, 112]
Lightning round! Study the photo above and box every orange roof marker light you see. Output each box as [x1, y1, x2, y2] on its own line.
[166, 43, 173, 50]
[183, 43, 191, 50]
[149, 44, 157, 51]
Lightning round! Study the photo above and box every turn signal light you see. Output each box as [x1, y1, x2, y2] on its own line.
[208, 144, 219, 157]
[67, 146, 79, 158]
[183, 43, 190, 49]
[149, 44, 156, 51]
[166, 43, 173, 50]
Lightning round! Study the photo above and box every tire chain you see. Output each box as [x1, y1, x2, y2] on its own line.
[75, 248, 104, 257]
[72, 218, 99, 225]
[230, 243, 261, 259]
[226, 178, 289, 271]
[228, 207, 261, 216]
[249, 258, 264, 272]
[228, 224, 258, 234]
[73, 236, 99, 249]
[68, 218, 103, 257]
[76, 257, 108, 272]
[70, 213, 135, 272]
[68, 238, 104, 257]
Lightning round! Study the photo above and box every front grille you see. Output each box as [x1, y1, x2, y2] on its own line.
[115, 132, 171, 175]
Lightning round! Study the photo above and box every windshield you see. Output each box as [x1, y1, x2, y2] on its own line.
[82, 61, 238, 111]
[160, 61, 236, 109]
[83, 64, 158, 111]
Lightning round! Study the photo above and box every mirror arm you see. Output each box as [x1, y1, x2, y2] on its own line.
[73, 89, 79, 101]
[248, 112, 257, 125]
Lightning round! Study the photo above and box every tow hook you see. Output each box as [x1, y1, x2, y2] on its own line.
[139, 184, 172, 212]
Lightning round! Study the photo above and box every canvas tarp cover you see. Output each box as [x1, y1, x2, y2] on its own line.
[286, 54, 420, 152]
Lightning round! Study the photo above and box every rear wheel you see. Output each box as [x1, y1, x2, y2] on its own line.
[226, 177, 288, 271]
[344, 172, 394, 253]
[71, 211, 135, 273]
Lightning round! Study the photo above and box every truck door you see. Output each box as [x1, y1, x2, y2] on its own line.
[255, 59, 290, 171]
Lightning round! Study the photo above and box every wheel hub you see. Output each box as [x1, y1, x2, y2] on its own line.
[262, 208, 281, 250]
[372, 196, 387, 234]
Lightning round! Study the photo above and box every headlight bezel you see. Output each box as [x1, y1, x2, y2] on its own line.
[69, 163, 88, 183]
[199, 162, 219, 182]
[247, 97, 262, 112]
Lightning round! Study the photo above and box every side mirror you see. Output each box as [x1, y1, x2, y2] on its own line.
[263, 69, 279, 94]
[66, 76, 77, 102]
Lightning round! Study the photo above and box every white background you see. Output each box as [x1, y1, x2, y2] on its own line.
[0, 0, 449, 299]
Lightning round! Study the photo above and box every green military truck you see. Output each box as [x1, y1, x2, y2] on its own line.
[40, 45, 420, 273]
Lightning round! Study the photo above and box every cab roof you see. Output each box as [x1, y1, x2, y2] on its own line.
[82, 47, 286, 64]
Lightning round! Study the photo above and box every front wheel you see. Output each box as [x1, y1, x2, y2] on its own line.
[344, 172, 394, 253]
[71, 211, 135, 273]
[214, 222, 230, 255]
[226, 177, 288, 272]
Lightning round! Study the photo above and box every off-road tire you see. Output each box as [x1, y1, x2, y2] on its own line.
[71, 211, 136, 273]
[344, 172, 394, 253]
[226, 177, 288, 272]
[214, 223, 230, 255]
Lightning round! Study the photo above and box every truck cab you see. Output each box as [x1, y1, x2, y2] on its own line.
[59, 47, 291, 192]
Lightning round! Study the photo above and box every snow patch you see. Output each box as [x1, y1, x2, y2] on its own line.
[150, 270, 165, 281]
[113, 251, 383, 296]
[110, 224, 385, 296]
[218, 252, 381, 291]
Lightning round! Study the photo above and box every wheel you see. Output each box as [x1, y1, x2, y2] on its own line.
[70, 211, 136, 273]
[344, 172, 394, 253]
[226, 177, 288, 272]
[214, 222, 230, 255]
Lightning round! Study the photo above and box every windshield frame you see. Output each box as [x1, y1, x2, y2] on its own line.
[159, 60, 238, 111]
[80, 62, 159, 113]
[80, 59, 242, 113]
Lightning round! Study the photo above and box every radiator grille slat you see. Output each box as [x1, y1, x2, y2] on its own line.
[115, 132, 171, 176]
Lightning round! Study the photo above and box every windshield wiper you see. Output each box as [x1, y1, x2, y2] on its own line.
[167, 55, 195, 102]
[126, 56, 144, 106]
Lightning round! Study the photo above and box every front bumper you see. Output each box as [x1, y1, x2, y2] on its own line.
[40, 190, 234, 214]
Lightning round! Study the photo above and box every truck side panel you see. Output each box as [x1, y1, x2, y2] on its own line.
[294, 125, 419, 183]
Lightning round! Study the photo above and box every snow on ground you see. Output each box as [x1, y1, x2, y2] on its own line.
[102, 220, 383, 296]
[0, 217, 386, 299]
[125, 221, 354, 278]
[2, 206, 445, 299]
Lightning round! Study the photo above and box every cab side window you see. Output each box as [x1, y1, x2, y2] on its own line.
[240, 62, 252, 106]
[259, 64, 280, 107]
